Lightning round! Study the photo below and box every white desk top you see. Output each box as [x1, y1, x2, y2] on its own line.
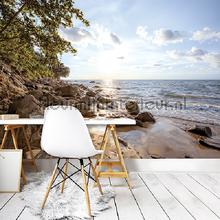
[0, 118, 136, 125]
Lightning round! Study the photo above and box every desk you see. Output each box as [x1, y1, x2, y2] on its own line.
[0, 118, 135, 125]
[0, 118, 136, 188]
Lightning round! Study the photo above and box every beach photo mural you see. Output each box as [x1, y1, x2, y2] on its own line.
[0, 0, 220, 159]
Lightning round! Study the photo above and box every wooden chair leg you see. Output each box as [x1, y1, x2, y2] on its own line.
[89, 158, 103, 195]
[22, 126, 38, 171]
[41, 161, 59, 209]
[11, 128, 27, 185]
[81, 159, 92, 217]
[0, 130, 8, 149]
[61, 159, 68, 193]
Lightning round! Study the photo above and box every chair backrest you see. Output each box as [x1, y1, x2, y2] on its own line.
[41, 106, 96, 158]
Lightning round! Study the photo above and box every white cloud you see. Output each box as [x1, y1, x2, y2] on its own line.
[168, 47, 220, 68]
[153, 29, 184, 45]
[203, 53, 220, 68]
[60, 24, 121, 47]
[136, 26, 184, 45]
[60, 27, 92, 42]
[192, 27, 220, 42]
[136, 26, 150, 40]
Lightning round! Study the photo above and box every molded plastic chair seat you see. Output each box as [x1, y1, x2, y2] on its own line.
[41, 106, 102, 159]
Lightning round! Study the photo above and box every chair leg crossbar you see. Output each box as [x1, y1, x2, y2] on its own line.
[41, 158, 103, 217]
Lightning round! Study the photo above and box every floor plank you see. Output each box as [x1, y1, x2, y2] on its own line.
[140, 173, 193, 220]
[1, 172, 220, 220]
[130, 173, 169, 220]
[110, 177, 143, 220]
[0, 193, 26, 220]
[17, 207, 40, 220]
[175, 173, 220, 218]
[0, 193, 15, 211]
[156, 173, 219, 220]
[190, 173, 220, 199]
[94, 178, 118, 220]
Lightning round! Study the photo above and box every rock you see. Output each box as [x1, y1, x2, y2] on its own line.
[125, 100, 140, 115]
[188, 125, 212, 137]
[90, 81, 95, 83]
[24, 81, 37, 89]
[199, 136, 220, 149]
[97, 96, 112, 104]
[8, 95, 42, 117]
[97, 103, 105, 109]
[135, 112, 155, 123]
[30, 89, 43, 100]
[95, 88, 102, 93]
[57, 85, 79, 97]
[118, 137, 128, 147]
[42, 93, 66, 106]
[81, 95, 96, 105]
[150, 154, 163, 159]
[135, 120, 149, 128]
[86, 90, 96, 97]
[75, 103, 96, 118]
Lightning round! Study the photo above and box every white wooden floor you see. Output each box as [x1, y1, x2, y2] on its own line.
[1, 172, 220, 220]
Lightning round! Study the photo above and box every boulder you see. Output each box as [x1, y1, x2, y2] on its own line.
[135, 112, 155, 123]
[188, 125, 212, 137]
[8, 95, 42, 117]
[125, 101, 140, 115]
[30, 89, 43, 100]
[199, 136, 220, 149]
[75, 103, 96, 118]
[42, 93, 66, 106]
[81, 95, 96, 105]
[97, 96, 112, 104]
[57, 85, 79, 97]
[86, 90, 96, 97]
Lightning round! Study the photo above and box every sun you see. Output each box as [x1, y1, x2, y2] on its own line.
[95, 45, 128, 77]
[97, 52, 118, 74]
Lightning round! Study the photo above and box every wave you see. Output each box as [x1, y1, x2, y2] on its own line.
[164, 92, 220, 100]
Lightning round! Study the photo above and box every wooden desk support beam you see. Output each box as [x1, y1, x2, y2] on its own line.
[95, 125, 132, 189]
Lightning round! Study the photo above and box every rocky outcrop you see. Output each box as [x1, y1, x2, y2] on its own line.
[135, 112, 155, 123]
[56, 85, 79, 97]
[125, 100, 140, 115]
[8, 94, 43, 117]
[97, 96, 112, 104]
[188, 125, 212, 137]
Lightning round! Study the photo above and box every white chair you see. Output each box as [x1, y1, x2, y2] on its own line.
[41, 106, 103, 217]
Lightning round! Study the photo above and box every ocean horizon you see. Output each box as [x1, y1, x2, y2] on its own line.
[71, 79, 220, 125]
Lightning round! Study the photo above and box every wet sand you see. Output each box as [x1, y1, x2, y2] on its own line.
[90, 117, 220, 159]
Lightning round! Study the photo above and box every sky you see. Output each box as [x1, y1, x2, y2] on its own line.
[60, 0, 220, 80]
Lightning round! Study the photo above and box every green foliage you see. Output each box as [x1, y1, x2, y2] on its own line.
[0, 0, 89, 78]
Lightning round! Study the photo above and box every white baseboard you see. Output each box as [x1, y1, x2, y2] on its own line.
[34, 159, 220, 172]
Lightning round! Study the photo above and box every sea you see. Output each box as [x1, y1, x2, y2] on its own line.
[72, 80, 220, 125]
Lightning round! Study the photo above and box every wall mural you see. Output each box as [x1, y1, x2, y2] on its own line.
[0, 1, 220, 159]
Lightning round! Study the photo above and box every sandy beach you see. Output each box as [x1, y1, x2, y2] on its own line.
[90, 116, 220, 159]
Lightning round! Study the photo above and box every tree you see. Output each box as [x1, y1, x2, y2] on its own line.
[0, 0, 89, 78]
